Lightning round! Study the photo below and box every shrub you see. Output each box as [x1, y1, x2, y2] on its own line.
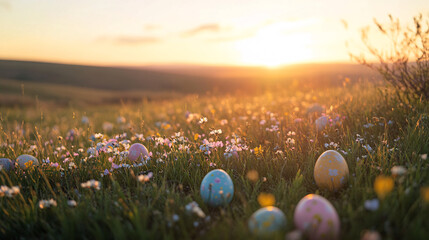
[352, 14, 428, 102]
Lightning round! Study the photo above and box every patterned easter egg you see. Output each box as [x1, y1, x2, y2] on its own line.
[294, 194, 340, 240]
[248, 206, 287, 236]
[200, 169, 234, 207]
[128, 143, 149, 161]
[314, 150, 349, 191]
[17, 154, 39, 170]
[0, 158, 14, 171]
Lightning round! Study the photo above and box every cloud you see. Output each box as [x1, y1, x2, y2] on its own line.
[115, 36, 161, 45]
[144, 24, 162, 31]
[208, 32, 255, 42]
[0, 0, 10, 10]
[181, 23, 224, 37]
[96, 36, 162, 45]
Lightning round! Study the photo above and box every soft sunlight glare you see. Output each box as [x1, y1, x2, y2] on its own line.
[234, 22, 314, 67]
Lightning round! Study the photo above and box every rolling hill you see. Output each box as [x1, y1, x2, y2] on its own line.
[0, 60, 379, 107]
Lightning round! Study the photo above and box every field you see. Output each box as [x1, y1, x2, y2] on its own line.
[1, 77, 429, 239]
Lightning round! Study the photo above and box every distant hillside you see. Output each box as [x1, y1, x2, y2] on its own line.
[0, 60, 380, 107]
[0, 60, 222, 93]
[139, 63, 378, 82]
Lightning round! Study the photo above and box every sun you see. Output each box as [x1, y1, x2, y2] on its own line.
[234, 22, 314, 68]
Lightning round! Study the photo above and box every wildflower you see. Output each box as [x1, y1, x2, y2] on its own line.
[0, 185, 20, 198]
[199, 117, 208, 124]
[137, 172, 153, 183]
[286, 230, 303, 240]
[103, 169, 110, 176]
[209, 129, 222, 135]
[117, 116, 126, 124]
[257, 193, 275, 207]
[361, 230, 381, 240]
[102, 122, 113, 132]
[39, 199, 57, 209]
[67, 200, 77, 207]
[81, 180, 101, 190]
[220, 119, 228, 125]
[254, 145, 263, 156]
[185, 201, 206, 218]
[50, 162, 59, 168]
[421, 187, 429, 203]
[194, 133, 199, 141]
[421, 154, 428, 160]
[246, 170, 259, 182]
[172, 214, 180, 222]
[364, 198, 379, 211]
[391, 166, 407, 177]
[374, 175, 394, 199]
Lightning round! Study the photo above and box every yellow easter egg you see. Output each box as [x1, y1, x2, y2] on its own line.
[314, 150, 349, 191]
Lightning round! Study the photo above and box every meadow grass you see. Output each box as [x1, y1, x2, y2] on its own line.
[0, 82, 428, 239]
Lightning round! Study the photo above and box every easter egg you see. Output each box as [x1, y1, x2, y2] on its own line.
[128, 143, 149, 161]
[248, 206, 287, 236]
[315, 116, 328, 131]
[307, 104, 324, 115]
[81, 116, 89, 124]
[294, 194, 340, 240]
[314, 150, 349, 191]
[200, 169, 234, 207]
[17, 154, 39, 170]
[0, 158, 14, 171]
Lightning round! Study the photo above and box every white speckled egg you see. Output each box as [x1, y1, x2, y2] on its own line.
[0, 158, 14, 171]
[294, 194, 340, 240]
[200, 169, 234, 207]
[17, 154, 39, 170]
[314, 150, 349, 191]
[128, 143, 149, 162]
[248, 206, 287, 236]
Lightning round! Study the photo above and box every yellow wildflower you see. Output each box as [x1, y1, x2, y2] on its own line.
[254, 145, 263, 156]
[246, 170, 259, 182]
[374, 175, 394, 199]
[194, 133, 199, 141]
[258, 193, 275, 207]
[421, 187, 429, 203]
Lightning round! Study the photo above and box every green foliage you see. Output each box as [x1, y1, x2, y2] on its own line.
[0, 84, 429, 239]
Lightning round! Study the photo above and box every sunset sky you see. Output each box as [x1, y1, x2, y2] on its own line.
[0, 0, 427, 67]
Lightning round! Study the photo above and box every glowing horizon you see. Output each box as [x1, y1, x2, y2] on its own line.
[0, 0, 427, 67]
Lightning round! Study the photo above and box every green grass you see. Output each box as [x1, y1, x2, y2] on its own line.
[0, 83, 428, 239]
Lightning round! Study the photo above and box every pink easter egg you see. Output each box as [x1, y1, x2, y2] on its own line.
[128, 143, 149, 162]
[294, 194, 340, 240]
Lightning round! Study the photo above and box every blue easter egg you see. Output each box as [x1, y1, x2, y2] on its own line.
[248, 206, 287, 236]
[0, 158, 14, 171]
[200, 169, 234, 207]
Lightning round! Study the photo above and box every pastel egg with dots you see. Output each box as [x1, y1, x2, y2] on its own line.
[128, 143, 149, 162]
[314, 150, 349, 191]
[294, 194, 340, 240]
[248, 206, 287, 237]
[200, 169, 234, 207]
[0, 158, 14, 171]
[17, 154, 39, 170]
